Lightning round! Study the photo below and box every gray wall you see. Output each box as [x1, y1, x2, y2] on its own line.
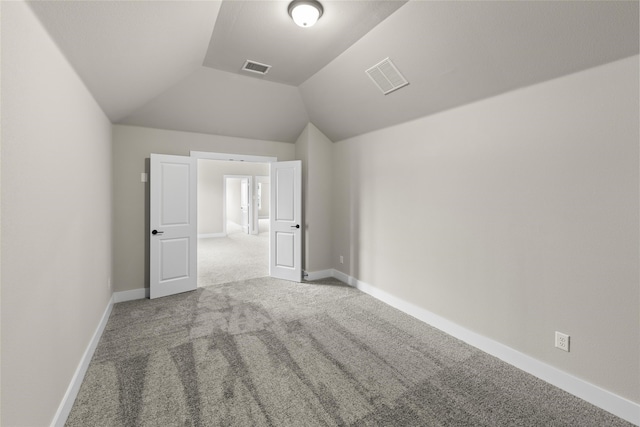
[112, 125, 294, 293]
[331, 56, 639, 402]
[1, 2, 113, 425]
[295, 125, 310, 270]
[296, 123, 334, 273]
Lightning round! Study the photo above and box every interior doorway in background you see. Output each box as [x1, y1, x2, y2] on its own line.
[225, 175, 252, 235]
[256, 175, 270, 233]
[197, 159, 270, 287]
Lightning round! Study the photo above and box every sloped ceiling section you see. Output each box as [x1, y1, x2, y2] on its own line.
[28, 1, 639, 144]
[28, 1, 222, 122]
[27, 0, 406, 143]
[300, 0, 640, 142]
[120, 67, 310, 143]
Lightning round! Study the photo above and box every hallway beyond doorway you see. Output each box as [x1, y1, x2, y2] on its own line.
[198, 219, 269, 287]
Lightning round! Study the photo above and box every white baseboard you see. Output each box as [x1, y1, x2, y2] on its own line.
[50, 274, 639, 426]
[331, 269, 640, 426]
[304, 269, 334, 281]
[51, 295, 114, 427]
[331, 269, 351, 285]
[113, 288, 148, 303]
[198, 232, 226, 239]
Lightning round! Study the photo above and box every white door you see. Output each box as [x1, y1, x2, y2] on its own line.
[270, 161, 302, 282]
[150, 154, 197, 299]
[240, 178, 250, 234]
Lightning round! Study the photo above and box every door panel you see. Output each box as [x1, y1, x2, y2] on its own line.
[150, 154, 197, 299]
[160, 163, 190, 225]
[270, 161, 301, 282]
[160, 238, 189, 280]
[274, 168, 294, 220]
[275, 232, 295, 267]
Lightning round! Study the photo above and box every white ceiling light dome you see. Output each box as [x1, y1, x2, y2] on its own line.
[288, 0, 323, 28]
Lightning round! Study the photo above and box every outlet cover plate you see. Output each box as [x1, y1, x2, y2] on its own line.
[555, 331, 570, 352]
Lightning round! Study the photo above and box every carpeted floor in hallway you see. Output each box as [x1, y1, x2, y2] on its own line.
[198, 220, 269, 287]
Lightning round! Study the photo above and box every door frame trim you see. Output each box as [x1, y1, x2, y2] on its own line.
[191, 151, 277, 163]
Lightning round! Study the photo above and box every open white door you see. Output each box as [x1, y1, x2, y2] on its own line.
[270, 161, 302, 282]
[150, 154, 197, 299]
[240, 178, 250, 234]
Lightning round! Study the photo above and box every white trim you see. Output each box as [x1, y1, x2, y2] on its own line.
[330, 269, 640, 426]
[51, 296, 114, 427]
[113, 288, 148, 303]
[190, 151, 277, 163]
[331, 269, 351, 285]
[304, 269, 334, 281]
[198, 232, 226, 239]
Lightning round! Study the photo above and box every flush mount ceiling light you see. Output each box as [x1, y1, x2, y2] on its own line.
[288, 0, 323, 28]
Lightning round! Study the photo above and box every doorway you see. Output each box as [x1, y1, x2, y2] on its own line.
[150, 152, 302, 298]
[197, 159, 270, 287]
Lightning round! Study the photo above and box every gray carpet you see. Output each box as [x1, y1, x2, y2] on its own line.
[66, 277, 632, 426]
[198, 220, 269, 287]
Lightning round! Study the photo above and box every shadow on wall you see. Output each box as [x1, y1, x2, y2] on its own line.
[349, 149, 362, 281]
[145, 158, 150, 290]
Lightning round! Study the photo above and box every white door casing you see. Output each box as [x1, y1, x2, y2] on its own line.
[150, 154, 197, 299]
[269, 161, 302, 282]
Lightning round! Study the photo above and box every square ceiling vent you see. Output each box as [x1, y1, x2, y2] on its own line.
[366, 58, 409, 95]
[242, 60, 271, 75]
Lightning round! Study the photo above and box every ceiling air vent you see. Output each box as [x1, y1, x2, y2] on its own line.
[365, 57, 409, 95]
[242, 60, 271, 75]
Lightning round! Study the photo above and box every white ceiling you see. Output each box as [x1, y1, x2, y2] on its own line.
[28, 0, 222, 123]
[28, 0, 639, 143]
[301, 0, 640, 141]
[202, 0, 406, 86]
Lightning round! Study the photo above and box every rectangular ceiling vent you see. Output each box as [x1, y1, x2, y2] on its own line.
[242, 60, 271, 75]
[365, 58, 409, 95]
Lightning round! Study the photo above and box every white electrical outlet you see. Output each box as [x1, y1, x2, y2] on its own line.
[107, 277, 112, 290]
[555, 331, 570, 352]
[340, 255, 344, 264]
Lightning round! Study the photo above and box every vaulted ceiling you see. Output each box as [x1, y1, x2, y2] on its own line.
[28, 0, 639, 143]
